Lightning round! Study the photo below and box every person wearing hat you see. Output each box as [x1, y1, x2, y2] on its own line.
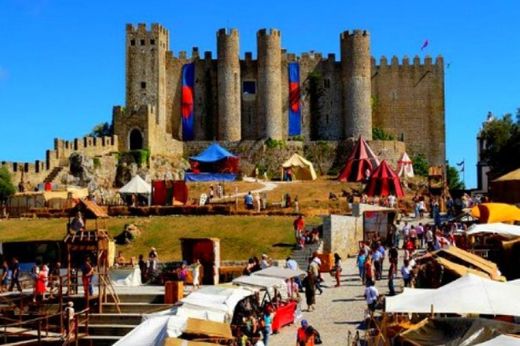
[296, 319, 315, 346]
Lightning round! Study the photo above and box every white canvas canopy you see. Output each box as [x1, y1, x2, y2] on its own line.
[474, 334, 520, 346]
[386, 274, 520, 316]
[119, 175, 152, 194]
[252, 266, 306, 280]
[114, 315, 233, 346]
[176, 286, 253, 323]
[397, 152, 414, 178]
[281, 153, 317, 180]
[467, 223, 520, 240]
[232, 275, 288, 299]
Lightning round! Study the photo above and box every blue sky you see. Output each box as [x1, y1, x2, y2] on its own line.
[1, 0, 519, 188]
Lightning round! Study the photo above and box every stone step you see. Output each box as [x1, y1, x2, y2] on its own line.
[110, 293, 164, 304]
[84, 324, 135, 336]
[79, 335, 121, 346]
[101, 302, 172, 314]
[89, 313, 143, 325]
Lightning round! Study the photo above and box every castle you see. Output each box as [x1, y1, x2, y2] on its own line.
[2, 23, 445, 188]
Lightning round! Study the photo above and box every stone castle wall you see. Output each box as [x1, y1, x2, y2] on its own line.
[2, 135, 118, 188]
[122, 24, 444, 166]
[371, 55, 445, 165]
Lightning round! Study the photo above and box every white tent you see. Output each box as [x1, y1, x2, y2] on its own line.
[397, 152, 414, 178]
[281, 153, 317, 180]
[119, 175, 152, 194]
[467, 223, 520, 240]
[176, 286, 253, 323]
[474, 334, 520, 346]
[386, 274, 520, 316]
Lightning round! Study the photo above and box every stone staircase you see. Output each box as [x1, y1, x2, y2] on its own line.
[79, 292, 171, 346]
[291, 240, 323, 271]
[43, 166, 63, 184]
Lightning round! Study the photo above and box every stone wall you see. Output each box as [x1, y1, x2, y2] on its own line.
[322, 214, 363, 258]
[184, 139, 404, 178]
[2, 135, 118, 189]
[371, 56, 445, 165]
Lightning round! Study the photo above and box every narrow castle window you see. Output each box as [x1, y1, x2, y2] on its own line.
[140, 39, 145, 46]
[150, 39, 155, 45]
[130, 39, 136, 46]
[243, 81, 256, 95]
[141, 82, 146, 89]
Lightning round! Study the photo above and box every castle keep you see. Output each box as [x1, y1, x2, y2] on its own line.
[2, 23, 445, 188]
[115, 23, 445, 164]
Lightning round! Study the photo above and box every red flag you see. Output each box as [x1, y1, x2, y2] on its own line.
[421, 39, 429, 50]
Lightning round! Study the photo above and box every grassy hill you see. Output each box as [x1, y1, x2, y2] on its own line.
[0, 215, 321, 261]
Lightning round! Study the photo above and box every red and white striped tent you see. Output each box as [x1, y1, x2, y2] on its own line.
[338, 136, 380, 182]
[397, 152, 414, 178]
[365, 160, 405, 197]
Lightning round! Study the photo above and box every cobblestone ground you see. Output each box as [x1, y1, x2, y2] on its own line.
[270, 255, 398, 346]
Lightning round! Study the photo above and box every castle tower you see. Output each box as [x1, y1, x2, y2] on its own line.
[257, 29, 283, 140]
[121, 23, 169, 151]
[341, 30, 372, 140]
[217, 28, 241, 141]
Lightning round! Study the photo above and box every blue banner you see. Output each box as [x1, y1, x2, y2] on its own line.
[288, 62, 301, 136]
[181, 63, 195, 140]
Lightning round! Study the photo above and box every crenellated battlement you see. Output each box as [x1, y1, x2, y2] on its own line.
[341, 29, 370, 39]
[257, 28, 280, 37]
[217, 28, 239, 37]
[373, 55, 444, 69]
[126, 23, 168, 35]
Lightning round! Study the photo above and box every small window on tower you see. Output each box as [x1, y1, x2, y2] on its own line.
[130, 39, 136, 46]
[243, 81, 256, 95]
[140, 39, 145, 46]
[324, 79, 331, 88]
[150, 39, 155, 45]
[141, 82, 146, 89]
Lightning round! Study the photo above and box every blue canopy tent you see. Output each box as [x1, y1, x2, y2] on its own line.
[186, 143, 239, 182]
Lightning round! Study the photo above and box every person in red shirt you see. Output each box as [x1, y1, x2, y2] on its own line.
[296, 320, 315, 346]
[293, 215, 305, 247]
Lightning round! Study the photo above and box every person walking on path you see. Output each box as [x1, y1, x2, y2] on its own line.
[401, 259, 412, 288]
[364, 280, 379, 313]
[364, 254, 374, 285]
[356, 250, 366, 282]
[8, 258, 22, 293]
[302, 270, 317, 311]
[387, 259, 397, 296]
[333, 253, 342, 287]
[296, 319, 315, 346]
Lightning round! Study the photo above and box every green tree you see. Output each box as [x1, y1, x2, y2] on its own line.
[89, 122, 113, 137]
[412, 153, 429, 176]
[0, 166, 15, 201]
[480, 111, 520, 177]
[447, 164, 465, 190]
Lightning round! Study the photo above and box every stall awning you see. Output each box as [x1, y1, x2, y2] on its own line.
[252, 266, 306, 280]
[386, 274, 520, 316]
[119, 175, 152, 194]
[467, 223, 520, 240]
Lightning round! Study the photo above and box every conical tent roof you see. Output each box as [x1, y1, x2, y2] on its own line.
[338, 136, 380, 182]
[365, 160, 404, 197]
[281, 153, 317, 180]
[119, 175, 152, 194]
[397, 152, 414, 178]
[189, 143, 236, 163]
[494, 167, 520, 182]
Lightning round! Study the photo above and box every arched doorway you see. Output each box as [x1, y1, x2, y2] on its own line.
[129, 128, 143, 150]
